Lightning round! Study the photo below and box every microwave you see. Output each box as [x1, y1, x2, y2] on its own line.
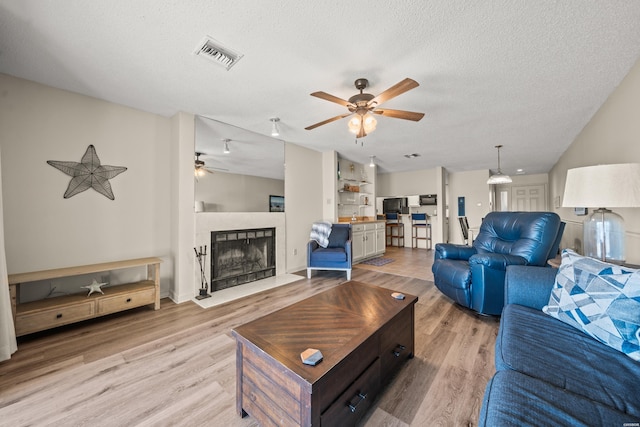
[419, 194, 437, 206]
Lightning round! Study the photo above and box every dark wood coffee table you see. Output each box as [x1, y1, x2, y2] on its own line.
[232, 280, 417, 426]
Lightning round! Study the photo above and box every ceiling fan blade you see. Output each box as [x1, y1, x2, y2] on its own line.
[372, 108, 425, 121]
[305, 113, 353, 130]
[310, 91, 354, 108]
[369, 78, 419, 107]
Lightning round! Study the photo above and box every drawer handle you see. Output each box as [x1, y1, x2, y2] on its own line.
[126, 298, 132, 303]
[56, 313, 63, 319]
[393, 344, 406, 357]
[348, 392, 367, 413]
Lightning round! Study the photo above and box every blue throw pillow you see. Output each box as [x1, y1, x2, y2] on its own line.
[543, 249, 640, 361]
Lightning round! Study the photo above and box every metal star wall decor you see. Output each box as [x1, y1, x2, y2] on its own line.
[47, 145, 127, 200]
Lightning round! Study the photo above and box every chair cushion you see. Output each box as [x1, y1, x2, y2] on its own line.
[310, 247, 348, 263]
[327, 225, 349, 248]
[479, 370, 635, 427]
[496, 304, 640, 417]
[543, 249, 640, 361]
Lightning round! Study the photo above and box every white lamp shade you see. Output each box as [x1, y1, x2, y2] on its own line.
[562, 163, 640, 208]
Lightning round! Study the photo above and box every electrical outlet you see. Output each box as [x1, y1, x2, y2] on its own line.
[293, 248, 298, 256]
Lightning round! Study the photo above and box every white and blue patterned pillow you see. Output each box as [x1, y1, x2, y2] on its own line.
[543, 249, 640, 361]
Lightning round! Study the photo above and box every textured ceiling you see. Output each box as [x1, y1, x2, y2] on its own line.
[1, 0, 640, 176]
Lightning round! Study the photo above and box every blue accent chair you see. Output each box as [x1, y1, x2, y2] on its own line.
[307, 223, 352, 280]
[431, 211, 564, 315]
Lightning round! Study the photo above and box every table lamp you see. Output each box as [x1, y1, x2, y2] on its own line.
[562, 163, 640, 264]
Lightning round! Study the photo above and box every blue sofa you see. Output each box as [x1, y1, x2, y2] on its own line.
[479, 265, 640, 425]
[432, 211, 564, 315]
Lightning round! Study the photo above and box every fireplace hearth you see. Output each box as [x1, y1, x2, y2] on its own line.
[211, 228, 276, 291]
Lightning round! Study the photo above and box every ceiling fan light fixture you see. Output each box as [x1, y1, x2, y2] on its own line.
[348, 113, 377, 136]
[270, 117, 280, 137]
[347, 116, 361, 134]
[487, 145, 512, 184]
[363, 113, 377, 134]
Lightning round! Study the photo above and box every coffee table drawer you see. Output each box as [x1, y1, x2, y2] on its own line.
[318, 334, 379, 412]
[321, 358, 381, 426]
[97, 288, 155, 315]
[380, 307, 414, 382]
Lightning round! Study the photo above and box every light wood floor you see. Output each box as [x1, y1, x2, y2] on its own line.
[0, 247, 500, 426]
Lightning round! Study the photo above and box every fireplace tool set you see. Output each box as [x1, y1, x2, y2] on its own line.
[194, 246, 211, 299]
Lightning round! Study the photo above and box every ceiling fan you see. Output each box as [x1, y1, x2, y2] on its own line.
[305, 78, 425, 138]
[194, 152, 227, 178]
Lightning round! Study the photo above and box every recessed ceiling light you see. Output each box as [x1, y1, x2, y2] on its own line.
[516, 168, 525, 175]
[404, 153, 421, 159]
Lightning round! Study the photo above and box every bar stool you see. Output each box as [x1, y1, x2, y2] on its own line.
[411, 213, 431, 249]
[385, 213, 404, 247]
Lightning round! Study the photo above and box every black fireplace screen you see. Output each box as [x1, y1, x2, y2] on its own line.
[211, 228, 276, 291]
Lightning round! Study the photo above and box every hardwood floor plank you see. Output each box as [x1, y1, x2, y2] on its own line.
[0, 249, 501, 426]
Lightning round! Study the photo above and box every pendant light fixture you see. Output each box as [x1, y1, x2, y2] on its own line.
[369, 155, 376, 167]
[487, 145, 512, 184]
[222, 138, 231, 154]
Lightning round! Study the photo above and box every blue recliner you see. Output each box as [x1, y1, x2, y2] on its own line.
[307, 223, 352, 280]
[432, 211, 564, 315]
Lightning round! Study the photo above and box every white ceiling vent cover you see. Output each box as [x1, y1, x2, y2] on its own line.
[194, 36, 243, 70]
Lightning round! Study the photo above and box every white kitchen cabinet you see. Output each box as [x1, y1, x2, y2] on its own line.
[352, 223, 365, 262]
[375, 223, 386, 255]
[351, 222, 385, 263]
[364, 227, 376, 258]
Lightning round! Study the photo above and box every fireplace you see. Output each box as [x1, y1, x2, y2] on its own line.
[211, 228, 276, 291]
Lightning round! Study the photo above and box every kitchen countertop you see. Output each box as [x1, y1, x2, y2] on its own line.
[337, 217, 384, 224]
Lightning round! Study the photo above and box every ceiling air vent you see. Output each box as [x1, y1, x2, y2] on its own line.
[194, 36, 243, 70]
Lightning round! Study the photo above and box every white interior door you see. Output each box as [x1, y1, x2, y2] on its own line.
[511, 185, 547, 211]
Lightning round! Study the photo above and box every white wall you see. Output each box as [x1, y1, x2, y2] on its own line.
[170, 112, 195, 303]
[0, 74, 174, 296]
[285, 143, 324, 273]
[447, 170, 492, 244]
[377, 168, 439, 197]
[549, 58, 640, 264]
[322, 151, 338, 221]
[195, 171, 284, 212]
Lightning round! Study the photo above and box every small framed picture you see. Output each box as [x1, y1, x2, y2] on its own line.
[574, 207, 587, 216]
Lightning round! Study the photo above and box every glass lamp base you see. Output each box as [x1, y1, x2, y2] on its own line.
[583, 208, 625, 264]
